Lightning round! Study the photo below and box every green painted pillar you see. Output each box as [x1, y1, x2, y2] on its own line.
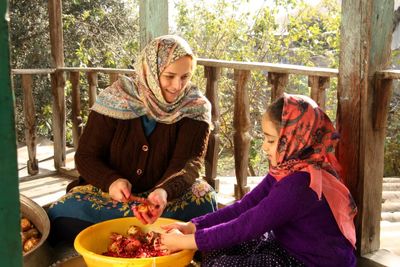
[139, 0, 169, 50]
[0, 1, 23, 266]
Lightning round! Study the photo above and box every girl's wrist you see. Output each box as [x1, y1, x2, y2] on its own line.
[183, 234, 197, 250]
[188, 222, 196, 233]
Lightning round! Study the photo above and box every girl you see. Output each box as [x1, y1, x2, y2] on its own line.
[160, 94, 357, 267]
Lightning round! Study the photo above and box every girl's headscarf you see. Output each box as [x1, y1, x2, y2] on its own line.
[91, 35, 211, 125]
[269, 94, 357, 248]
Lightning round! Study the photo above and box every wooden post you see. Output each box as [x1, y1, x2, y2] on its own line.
[22, 74, 39, 175]
[204, 66, 221, 191]
[0, 1, 23, 265]
[337, 0, 393, 255]
[268, 72, 288, 101]
[139, 0, 169, 50]
[308, 76, 329, 110]
[373, 77, 393, 130]
[233, 70, 251, 199]
[87, 71, 98, 107]
[70, 71, 82, 149]
[48, 0, 66, 169]
[109, 73, 119, 84]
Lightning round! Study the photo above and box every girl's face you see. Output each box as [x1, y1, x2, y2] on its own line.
[262, 113, 280, 166]
[159, 56, 193, 103]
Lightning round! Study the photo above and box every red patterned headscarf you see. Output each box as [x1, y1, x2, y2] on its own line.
[269, 94, 357, 248]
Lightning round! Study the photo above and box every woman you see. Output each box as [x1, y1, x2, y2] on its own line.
[47, 35, 217, 244]
[161, 94, 357, 267]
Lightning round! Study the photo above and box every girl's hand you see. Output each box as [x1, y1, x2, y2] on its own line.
[133, 188, 167, 224]
[160, 229, 197, 252]
[161, 221, 196, 235]
[108, 178, 132, 202]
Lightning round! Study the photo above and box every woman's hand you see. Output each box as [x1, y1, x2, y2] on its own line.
[161, 221, 196, 235]
[108, 178, 132, 202]
[160, 229, 197, 252]
[133, 188, 167, 224]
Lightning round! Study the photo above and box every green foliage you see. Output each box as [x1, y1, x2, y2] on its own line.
[9, 0, 399, 176]
[387, 39, 400, 176]
[10, 0, 139, 144]
[62, 0, 139, 68]
[10, 0, 51, 143]
[384, 90, 400, 176]
[173, 0, 341, 175]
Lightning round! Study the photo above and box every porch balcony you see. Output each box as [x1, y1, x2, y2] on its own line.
[13, 59, 400, 266]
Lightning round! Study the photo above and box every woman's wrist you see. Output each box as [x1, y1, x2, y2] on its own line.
[153, 188, 167, 198]
[153, 188, 168, 205]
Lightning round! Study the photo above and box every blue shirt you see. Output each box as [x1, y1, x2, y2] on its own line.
[141, 115, 156, 136]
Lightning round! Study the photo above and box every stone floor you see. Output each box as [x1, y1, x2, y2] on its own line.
[17, 141, 400, 266]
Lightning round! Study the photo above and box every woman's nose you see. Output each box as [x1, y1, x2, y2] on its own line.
[170, 78, 181, 91]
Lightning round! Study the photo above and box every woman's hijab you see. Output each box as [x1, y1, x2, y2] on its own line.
[92, 35, 211, 125]
[269, 94, 357, 248]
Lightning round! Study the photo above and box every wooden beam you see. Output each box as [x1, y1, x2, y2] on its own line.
[139, 0, 169, 50]
[48, 0, 66, 169]
[48, 0, 64, 67]
[50, 71, 66, 169]
[87, 71, 98, 108]
[109, 73, 119, 84]
[11, 68, 55, 75]
[0, 1, 23, 265]
[197, 58, 339, 77]
[337, 0, 393, 255]
[376, 69, 400, 79]
[22, 74, 39, 175]
[70, 72, 82, 149]
[373, 78, 393, 130]
[309, 76, 329, 110]
[204, 66, 221, 191]
[233, 70, 251, 199]
[59, 66, 135, 74]
[268, 72, 288, 101]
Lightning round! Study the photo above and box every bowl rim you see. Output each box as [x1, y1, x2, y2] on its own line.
[74, 217, 195, 263]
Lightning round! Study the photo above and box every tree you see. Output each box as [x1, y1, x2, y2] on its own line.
[172, 0, 341, 175]
[10, 0, 139, 144]
[10, 0, 399, 176]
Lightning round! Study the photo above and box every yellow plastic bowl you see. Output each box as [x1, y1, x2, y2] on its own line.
[74, 217, 195, 267]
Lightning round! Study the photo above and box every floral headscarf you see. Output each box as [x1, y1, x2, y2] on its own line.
[269, 94, 357, 248]
[91, 35, 211, 125]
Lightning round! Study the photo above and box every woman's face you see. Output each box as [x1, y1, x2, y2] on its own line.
[261, 113, 280, 166]
[159, 56, 193, 103]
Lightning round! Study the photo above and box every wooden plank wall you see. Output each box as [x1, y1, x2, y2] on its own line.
[337, 0, 393, 255]
[0, 1, 23, 266]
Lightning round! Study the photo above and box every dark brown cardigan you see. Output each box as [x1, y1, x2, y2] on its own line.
[75, 111, 210, 201]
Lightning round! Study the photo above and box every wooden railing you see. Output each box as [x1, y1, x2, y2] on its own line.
[12, 58, 394, 200]
[197, 59, 338, 198]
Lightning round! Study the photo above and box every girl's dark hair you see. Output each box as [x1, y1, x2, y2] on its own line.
[266, 96, 284, 129]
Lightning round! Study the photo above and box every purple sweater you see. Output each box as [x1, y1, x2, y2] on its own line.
[191, 172, 356, 267]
